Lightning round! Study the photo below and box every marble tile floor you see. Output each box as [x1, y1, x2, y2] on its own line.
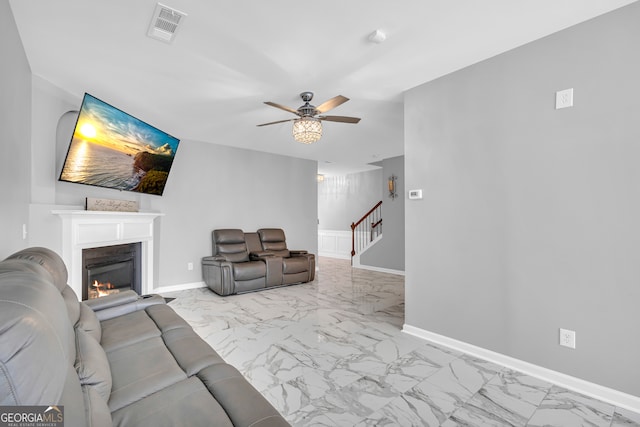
[164, 257, 640, 427]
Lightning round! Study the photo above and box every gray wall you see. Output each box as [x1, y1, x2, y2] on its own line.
[360, 155, 405, 271]
[146, 141, 318, 286]
[23, 76, 318, 290]
[318, 169, 383, 231]
[405, 2, 640, 397]
[0, 1, 31, 258]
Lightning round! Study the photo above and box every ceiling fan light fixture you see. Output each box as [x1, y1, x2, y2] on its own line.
[292, 117, 322, 144]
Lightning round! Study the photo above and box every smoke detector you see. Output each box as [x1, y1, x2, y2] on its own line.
[147, 3, 187, 43]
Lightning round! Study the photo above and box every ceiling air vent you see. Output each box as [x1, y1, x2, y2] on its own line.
[147, 3, 187, 43]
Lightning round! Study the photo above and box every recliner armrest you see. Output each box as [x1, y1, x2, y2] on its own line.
[289, 250, 308, 255]
[202, 255, 227, 265]
[84, 290, 140, 311]
[249, 251, 276, 260]
[85, 290, 166, 321]
[202, 257, 235, 296]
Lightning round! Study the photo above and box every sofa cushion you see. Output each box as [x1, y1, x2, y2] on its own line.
[282, 256, 309, 275]
[75, 328, 112, 401]
[257, 228, 291, 258]
[111, 376, 234, 427]
[0, 269, 74, 405]
[146, 305, 226, 376]
[163, 328, 226, 376]
[99, 309, 161, 352]
[80, 384, 112, 427]
[232, 260, 267, 281]
[62, 285, 81, 326]
[244, 231, 263, 253]
[78, 302, 102, 342]
[6, 247, 68, 292]
[220, 243, 251, 262]
[0, 258, 55, 284]
[107, 336, 187, 411]
[60, 364, 89, 427]
[213, 229, 250, 262]
[198, 364, 291, 427]
[145, 303, 190, 332]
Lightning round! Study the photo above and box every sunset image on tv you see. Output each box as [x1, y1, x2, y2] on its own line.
[59, 93, 180, 196]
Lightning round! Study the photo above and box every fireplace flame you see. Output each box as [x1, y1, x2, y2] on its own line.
[91, 280, 119, 298]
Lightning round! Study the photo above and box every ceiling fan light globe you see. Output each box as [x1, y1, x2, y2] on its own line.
[292, 117, 322, 144]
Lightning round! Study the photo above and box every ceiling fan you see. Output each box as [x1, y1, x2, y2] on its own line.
[257, 92, 361, 144]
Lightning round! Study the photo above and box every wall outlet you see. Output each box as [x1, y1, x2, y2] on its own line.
[556, 88, 574, 109]
[187, 262, 194, 271]
[559, 328, 576, 349]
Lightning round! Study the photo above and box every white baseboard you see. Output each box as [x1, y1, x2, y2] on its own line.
[402, 324, 640, 413]
[351, 236, 405, 276]
[153, 281, 206, 295]
[353, 263, 405, 276]
[318, 251, 351, 260]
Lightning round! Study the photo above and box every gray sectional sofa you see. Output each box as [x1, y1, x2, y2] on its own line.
[0, 247, 289, 427]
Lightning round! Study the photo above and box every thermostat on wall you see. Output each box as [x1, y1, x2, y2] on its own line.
[409, 189, 423, 200]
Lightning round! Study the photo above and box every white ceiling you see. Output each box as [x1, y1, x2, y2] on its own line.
[9, 0, 637, 175]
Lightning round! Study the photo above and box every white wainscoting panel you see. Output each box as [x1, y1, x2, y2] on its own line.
[318, 230, 352, 259]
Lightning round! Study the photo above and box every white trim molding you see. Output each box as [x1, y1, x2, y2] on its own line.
[402, 324, 640, 413]
[156, 281, 206, 295]
[352, 263, 405, 276]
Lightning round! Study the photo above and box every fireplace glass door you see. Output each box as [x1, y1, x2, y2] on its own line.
[82, 243, 141, 300]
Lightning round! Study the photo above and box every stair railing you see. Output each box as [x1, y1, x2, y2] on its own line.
[350, 200, 383, 257]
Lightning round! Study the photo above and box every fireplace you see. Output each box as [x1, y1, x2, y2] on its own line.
[53, 210, 162, 300]
[82, 243, 142, 300]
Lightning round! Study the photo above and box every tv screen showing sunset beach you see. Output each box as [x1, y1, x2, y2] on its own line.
[59, 93, 180, 196]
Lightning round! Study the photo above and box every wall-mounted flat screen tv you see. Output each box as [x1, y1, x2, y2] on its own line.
[59, 93, 180, 196]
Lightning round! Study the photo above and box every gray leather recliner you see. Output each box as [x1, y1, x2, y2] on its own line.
[202, 229, 276, 295]
[202, 228, 315, 296]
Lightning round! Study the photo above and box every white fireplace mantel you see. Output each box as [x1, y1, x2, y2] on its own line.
[53, 210, 164, 300]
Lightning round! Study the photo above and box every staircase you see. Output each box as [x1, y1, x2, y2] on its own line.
[350, 201, 383, 264]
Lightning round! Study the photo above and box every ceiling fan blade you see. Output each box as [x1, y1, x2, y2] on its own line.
[264, 101, 300, 115]
[315, 95, 349, 114]
[256, 118, 296, 127]
[318, 115, 361, 124]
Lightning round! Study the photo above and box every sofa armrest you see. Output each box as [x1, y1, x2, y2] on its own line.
[249, 251, 275, 259]
[202, 257, 235, 296]
[85, 290, 166, 321]
[248, 253, 283, 287]
[289, 252, 315, 282]
[289, 250, 308, 255]
[202, 255, 227, 265]
[84, 290, 139, 311]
